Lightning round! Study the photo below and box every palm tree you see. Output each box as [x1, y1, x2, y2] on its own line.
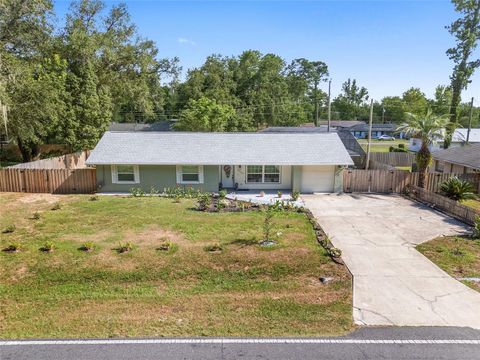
[397, 109, 448, 188]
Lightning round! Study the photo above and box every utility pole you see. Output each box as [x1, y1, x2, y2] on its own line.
[327, 79, 332, 132]
[466, 97, 474, 143]
[365, 99, 374, 170]
[381, 106, 385, 124]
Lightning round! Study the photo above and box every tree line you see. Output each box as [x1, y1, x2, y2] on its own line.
[1, 0, 479, 161]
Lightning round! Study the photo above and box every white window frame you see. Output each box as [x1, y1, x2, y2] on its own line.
[246, 165, 281, 184]
[176, 165, 204, 184]
[111, 164, 140, 184]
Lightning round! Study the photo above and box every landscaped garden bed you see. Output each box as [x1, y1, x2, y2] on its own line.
[0, 192, 353, 338]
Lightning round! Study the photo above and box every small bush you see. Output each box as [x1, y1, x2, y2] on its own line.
[204, 244, 223, 252]
[473, 216, 480, 239]
[51, 203, 61, 211]
[157, 240, 177, 253]
[129, 187, 145, 197]
[163, 186, 202, 199]
[3, 242, 20, 252]
[32, 211, 41, 220]
[440, 176, 476, 201]
[40, 242, 55, 252]
[173, 194, 181, 203]
[117, 241, 134, 253]
[89, 195, 99, 201]
[216, 198, 229, 210]
[149, 186, 159, 196]
[277, 191, 283, 198]
[398, 143, 405, 149]
[218, 189, 227, 199]
[2, 224, 16, 233]
[291, 190, 300, 201]
[327, 247, 342, 258]
[80, 241, 95, 252]
[197, 193, 212, 211]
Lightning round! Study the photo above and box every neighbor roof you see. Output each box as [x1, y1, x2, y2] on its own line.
[432, 143, 480, 170]
[318, 120, 365, 128]
[86, 132, 354, 166]
[349, 123, 397, 132]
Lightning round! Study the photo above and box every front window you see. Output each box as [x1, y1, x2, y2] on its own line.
[246, 165, 280, 184]
[112, 165, 139, 184]
[177, 165, 204, 184]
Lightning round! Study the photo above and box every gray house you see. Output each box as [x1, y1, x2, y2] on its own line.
[431, 143, 480, 174]
[86, 132, 353, 193]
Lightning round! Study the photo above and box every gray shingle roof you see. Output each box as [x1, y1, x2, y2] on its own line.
[432, 143, 480, 170]
[86, 132, 354, 166]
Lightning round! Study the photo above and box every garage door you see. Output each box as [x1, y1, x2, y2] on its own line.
[300, 165, 335, 193]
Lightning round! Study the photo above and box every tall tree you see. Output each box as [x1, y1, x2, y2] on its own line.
[446, 0, 480, 147]
[332, 78, 369, 120]
[286, 59, 328, 125]
[397, 109, 448, 188]
[431, 85, 452, 115]
[402, 87, 428, 115]
[175, 97, 235, 132]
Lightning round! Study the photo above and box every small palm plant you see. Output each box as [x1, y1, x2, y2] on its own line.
[397, 109, 448, 188]
[440, 177, 476, 201]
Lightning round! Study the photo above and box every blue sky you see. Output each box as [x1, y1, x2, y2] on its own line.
[53, 0, 480, 105]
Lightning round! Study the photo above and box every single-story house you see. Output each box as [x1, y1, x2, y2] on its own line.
[86, 132, 353, 193]
[431, 143, 480, 174]
[317, 120, 365, 129]
[409, 128, 480, 152]
[349, 123, 403, 139]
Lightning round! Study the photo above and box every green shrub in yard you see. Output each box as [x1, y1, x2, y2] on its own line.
[3, 242, 20, 252]
[32, 211, 41, 220]
[440, 177, 476, 201]
[164, 186, 202, 199]
[40, 242, 55, 252]
[51, 202, 61, 211]
[80, 241, 95, 252]
[197, 193, 212, 211]
[473, 216, 480, 239]
[291, 190, 300, 201]
[129, 187, 145, 197]
[117, 241, 134, 253]
[218, 189, 227, 199]
[157, 240, 177, 253]
[2, 224, 16, 233]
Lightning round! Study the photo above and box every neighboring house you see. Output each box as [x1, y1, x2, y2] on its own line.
[86, 132, 353, 193]
[108, 120, 176, 132]
[349, 123, 403, 139]
[259, 126, 366, 168]
[317, 120, 365, 129]
[409, 128, 480, 152]
[431, 143, 480, 174]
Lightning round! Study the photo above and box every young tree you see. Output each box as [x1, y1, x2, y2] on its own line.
[175, 97, 235, 132]
[446, 0, 480, 147]
[431, 85, 452, 115]
[332, 79, 369, 120]
[402, 87, 428, 115]
[397, 109, 448, 188]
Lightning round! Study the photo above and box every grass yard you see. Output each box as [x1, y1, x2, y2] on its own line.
[417, 236, 480, 292]
[0, 193, 353, 339]
[358, 139, 409, 153]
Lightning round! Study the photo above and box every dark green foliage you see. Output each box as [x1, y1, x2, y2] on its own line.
[440, 176, 477, 201]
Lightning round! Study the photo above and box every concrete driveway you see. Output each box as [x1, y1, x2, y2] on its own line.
[303, 193, 480, 329]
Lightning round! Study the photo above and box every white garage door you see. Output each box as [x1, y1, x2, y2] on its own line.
[300, 165, 335, 193]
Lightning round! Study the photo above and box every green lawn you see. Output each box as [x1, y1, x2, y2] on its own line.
[358, 139, 409, 153]
[417, 236, 480, 292]
[0, 193, 353, 339]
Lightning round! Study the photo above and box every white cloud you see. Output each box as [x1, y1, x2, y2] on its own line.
[177, 37, 196, 46]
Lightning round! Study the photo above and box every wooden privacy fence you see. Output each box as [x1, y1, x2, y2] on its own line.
[0, 168, 96, 194]
[343, 170, 480, 194]
[407, 186, 480, 225]
[369, 152, 416, 167]
[9, 151, 89, 169]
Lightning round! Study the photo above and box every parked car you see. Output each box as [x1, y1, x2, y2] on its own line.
[376, 135, 396, 141]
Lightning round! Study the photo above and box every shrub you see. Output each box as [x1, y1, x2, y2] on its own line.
[80, 241, 95, 252]
[327, 247, 342, 258]
[117, 241, 134, 253]
[89, 195, 99, 201]
[440, 176, 476, 201]
[197, 193, 212, 211]
[473, 216, 480, 239]
[157, 240, 177, 253]
[51, 202, 61, 211]
[277, 191, 282, 198]
[3, 242, 20, 252]
[173, 194, 181, 203]
[291, 190, 300, 201]
[163, 186, 202, 199]
[216, 198, 229, 210]
[218, 189, 227, 199]
[129, 187, 145, 197]
[2, 224, 16, 233]
[40, 241, 55, 252]
[204, 244, 223, 252]
[32, 211, 41, 220]
[149, 186, 159, 196]
[398, 143, 405, 149]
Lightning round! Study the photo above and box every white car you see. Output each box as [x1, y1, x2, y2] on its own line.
[376, 135, 396, 141]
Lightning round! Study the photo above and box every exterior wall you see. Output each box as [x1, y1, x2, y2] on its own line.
[96, 165, 219, 193]
[334, 167, 344, 193]
[292, 166, 303, 192]
[300, 165, 336, 193]
[234, 165, 292, 190]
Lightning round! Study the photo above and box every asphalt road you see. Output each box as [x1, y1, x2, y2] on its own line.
[1, 327, 480, 360]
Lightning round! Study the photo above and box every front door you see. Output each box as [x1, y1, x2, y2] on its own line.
[221, 165, 234, 188]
